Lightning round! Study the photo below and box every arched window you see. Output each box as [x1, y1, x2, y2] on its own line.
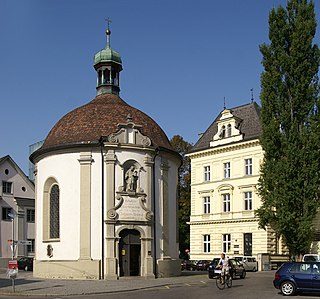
[98, 70, 102, 85]
[43, 178, 60, 241]
[227, 124, 232, 137]
[103, 69, 108, 84]
[49, 184, 60, 239]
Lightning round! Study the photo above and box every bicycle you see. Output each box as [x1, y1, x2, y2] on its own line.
[215, 267, 232, 290]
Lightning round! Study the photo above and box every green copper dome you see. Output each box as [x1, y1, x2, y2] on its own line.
[94, 29, 122, 66]
[94, 47, 122, 65]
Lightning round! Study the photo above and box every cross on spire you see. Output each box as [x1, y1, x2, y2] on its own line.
[105, 17, 112, 30]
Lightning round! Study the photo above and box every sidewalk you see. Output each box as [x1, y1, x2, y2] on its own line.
[0, 269, 210, 296]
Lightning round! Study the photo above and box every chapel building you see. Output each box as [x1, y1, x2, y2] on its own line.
[30, 28, 181, 279]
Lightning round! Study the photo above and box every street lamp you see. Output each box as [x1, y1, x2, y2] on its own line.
[8, 210, 17, 260]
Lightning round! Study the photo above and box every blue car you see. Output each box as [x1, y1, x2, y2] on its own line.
[273, 262, 320, 296]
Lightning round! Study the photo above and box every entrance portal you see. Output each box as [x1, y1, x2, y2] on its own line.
[119, 229, 141, 276]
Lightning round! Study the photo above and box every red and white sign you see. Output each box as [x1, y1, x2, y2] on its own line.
[8, 259, 18, 269]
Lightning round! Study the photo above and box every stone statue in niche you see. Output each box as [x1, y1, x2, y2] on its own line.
[125, 165, 139, 192]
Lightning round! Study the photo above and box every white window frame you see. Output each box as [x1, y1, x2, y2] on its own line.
[204, 166, 211, 182]
[203, 196, 210, 214]
[204, 234, 211, 253]
[245, 158, 253, 176]
[223, 162, 230, 179]
[244, 191, 253, 211]
[223, 234, 231, 253]
[223, 193, 231, 212]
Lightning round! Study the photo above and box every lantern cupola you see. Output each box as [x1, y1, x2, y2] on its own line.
[94, 24, 122, 95]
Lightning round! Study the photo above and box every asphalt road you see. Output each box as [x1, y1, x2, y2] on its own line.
[1, 271, 320, 299]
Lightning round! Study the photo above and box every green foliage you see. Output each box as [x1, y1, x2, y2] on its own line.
[257, 0, 320, 257]
[170, 135, 192, 258]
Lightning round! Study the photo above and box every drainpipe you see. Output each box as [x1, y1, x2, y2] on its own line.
[153, 147, 160, 278]
[100, 138, 105, 279]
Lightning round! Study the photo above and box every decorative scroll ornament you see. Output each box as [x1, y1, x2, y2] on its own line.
[107, 194, 124, 220]
[139, 195, 153, 220]
[142, 136, 151, 147]
[107, 209, 118, 219]
[145, 211, 154, 221]
[108, 134, 118, 143]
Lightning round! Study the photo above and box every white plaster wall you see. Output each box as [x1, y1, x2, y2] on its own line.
[36, 153, 81, 260]
[35, 147, 179, 264]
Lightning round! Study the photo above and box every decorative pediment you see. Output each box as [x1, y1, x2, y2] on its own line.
[210, 109, 243, 147]
[107, 119, 151, 147]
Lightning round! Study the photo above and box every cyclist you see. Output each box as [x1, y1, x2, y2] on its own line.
[216, 252, 230, 283]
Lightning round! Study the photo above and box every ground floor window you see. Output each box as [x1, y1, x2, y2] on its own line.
[244, 233, 252, 256]
[223, 234, 231, 253]
[203, 234, 210, 253]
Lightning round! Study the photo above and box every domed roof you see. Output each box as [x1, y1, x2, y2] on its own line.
[94, 47, 122, 65]
[41, 93, 173, 151]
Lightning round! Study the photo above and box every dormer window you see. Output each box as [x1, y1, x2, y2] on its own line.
[211, 109, 243, 147]
[219, 126, 226, 138]
[227, 124, 232, 137]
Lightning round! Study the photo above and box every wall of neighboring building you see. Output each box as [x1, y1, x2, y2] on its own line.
[188, 139, 274, 260]
[0, 158, 35, 266]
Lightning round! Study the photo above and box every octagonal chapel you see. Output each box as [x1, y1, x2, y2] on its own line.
[30, 27, 181, 279]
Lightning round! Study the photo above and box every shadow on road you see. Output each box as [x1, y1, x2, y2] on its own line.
[0, 278, 40, 287]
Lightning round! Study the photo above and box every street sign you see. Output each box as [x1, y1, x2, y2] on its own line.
[8, 259, 18, 269]
[17, 240, 32, 245]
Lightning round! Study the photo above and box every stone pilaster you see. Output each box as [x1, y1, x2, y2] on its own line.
[160, 160, 170, 258]
[143, 153, 155, 278]
[104, 149, 118, 279]
[78, 152, 93, 260]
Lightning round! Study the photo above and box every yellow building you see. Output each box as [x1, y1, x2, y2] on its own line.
[187, 102, 287, 264]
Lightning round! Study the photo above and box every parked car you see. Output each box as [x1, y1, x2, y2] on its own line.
[208, 258, 246, 279]
[181, 260, 197, 271]
[302, 254, 320, 262]
[273, 262, 320, 296]
[208, 258, 221, 278]
[234, 256, 258, 271]
[196, 260, 210, 271]
[18, 257, 33, 271]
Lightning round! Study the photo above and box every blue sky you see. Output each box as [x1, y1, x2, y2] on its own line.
[1, 0, 319, 174]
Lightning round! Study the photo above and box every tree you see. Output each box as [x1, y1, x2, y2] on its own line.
[170, 135, 192, 259]
[256, 0, 320, 258]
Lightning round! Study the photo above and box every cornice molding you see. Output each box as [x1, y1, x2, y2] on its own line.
[188, 218, 258, 226]
[188, 139, 261, 159]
